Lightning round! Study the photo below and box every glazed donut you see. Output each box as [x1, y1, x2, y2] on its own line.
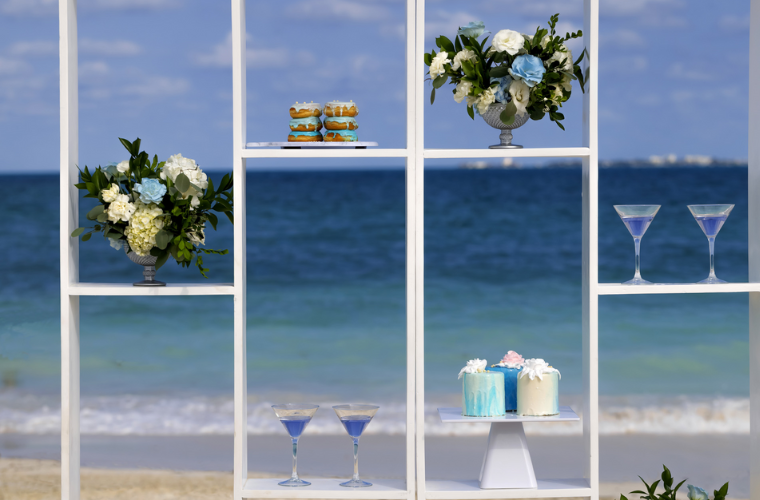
[290, 102, 322, 119]
[323, 117, 358, 131]
[324, 130, 358, 142]
[288, 131, 323, 142]
[324, 100, 358, 117]
[290, 117, 323, 132]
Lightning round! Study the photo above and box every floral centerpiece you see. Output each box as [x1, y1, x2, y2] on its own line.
[424, 15, 589, 147]
[71, 138, 233, 283]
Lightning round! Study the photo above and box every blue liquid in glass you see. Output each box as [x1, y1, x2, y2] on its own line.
[340, 415, 372, 438]
[695, 215, 728, 237]
[621, 215, 654, 238]
[280, 416, 311, 438]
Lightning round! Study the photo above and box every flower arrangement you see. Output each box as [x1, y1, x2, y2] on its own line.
[71, 138, 233, 278]
[619, 465, 728, 500]
[424, 15, 588, 130]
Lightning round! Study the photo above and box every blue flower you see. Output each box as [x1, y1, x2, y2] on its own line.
[509, 54, 546, 87]
[687, 486, 709, 500]
[134, 178, 167, 204]
[491, 75, 512, 103]
[458, 22, 485, 38]
[104, 162, 120, 179]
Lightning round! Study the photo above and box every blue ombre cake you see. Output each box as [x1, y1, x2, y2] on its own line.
[458, 359, 505, 417]
[489, 351, 525, 412]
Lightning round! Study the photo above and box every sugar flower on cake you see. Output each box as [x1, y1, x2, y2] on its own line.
[519, 358, 561, 381]
[494, 351, 525, 369]
[458, 358, 487, 379]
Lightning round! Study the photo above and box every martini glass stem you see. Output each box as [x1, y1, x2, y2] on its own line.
[633, 237, 642, 280]
[291, 438, 300, 481]
[352, 438, 361, 482]
[708, 236, 717, 280]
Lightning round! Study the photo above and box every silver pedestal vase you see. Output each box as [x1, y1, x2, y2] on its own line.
[481, 103, 529, 149]
[125, 245, 166, 287]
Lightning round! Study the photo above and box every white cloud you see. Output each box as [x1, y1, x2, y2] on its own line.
[8, 39, 141, 57]
[1, 0, 177, 16]
[720, 15, 750, 31]
[80, 61, 110, 78]
[86, 0, 179, 9]
[668, 63, 710, 81]
[192, 33, 314, 69]
[286, 0, 391, 21]
[120, 77, 189, 98]
[8, 41, 57, 57]
[600, 29, 646, 48]
[0, 0, 55, 16]
[426, 11, 479, 41]
[603, 0, 684, 16]
[600, 56, 648, 75]
[0, 57, 30, 75]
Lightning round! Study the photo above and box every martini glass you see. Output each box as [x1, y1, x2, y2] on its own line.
[614, 205, 661, 285]
[272, 403, 319, 487]
[333, 404, 379, 487]
[687, 204, 735, 284]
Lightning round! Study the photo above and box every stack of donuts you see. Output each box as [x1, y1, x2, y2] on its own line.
[323, 100, 359, 142]
[288, 102, 323, 142]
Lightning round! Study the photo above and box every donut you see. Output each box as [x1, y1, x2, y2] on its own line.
[288, 131, 323, 142]
[290, 117, 323, 132]
[323, 117, 358, 131]
[324, 100, 358, 117]
[324, 130, 358, 142]
[290, 102, 322, 119]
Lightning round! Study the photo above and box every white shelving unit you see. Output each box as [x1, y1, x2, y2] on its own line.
[57, 1, 760, 500]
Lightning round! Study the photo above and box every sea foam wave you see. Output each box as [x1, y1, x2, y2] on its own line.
[0, 393, 749, 436]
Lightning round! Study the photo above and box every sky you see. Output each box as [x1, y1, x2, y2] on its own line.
[0, 0, 752, 172]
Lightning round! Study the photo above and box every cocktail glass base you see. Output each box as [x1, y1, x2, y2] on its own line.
[488, 143, 523, 149]
[623, 277, 652, 285]
[278, 478, 311, 487]
[340, 479, 373, 488]
[697, 276, 727, 284]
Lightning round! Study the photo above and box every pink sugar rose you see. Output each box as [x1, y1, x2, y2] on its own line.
[500, 351, 524, 367]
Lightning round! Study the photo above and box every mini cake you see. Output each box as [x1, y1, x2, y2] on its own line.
[458, 359, 505, 417]
[516, 358, 560, 416]
[287, 130, 323, 142]
[489, 351, 525, 412]
[290, 102, 322, 119]
[324, 100, 358, 117]
[324, 130, 358, 142]
[290, 117, 322, 132]
[324, 117, 358, 131]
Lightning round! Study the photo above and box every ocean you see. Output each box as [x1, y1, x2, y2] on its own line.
[0, 166, 751, 437]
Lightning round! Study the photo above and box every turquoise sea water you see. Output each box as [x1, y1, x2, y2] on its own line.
[0, 166, 751, 435]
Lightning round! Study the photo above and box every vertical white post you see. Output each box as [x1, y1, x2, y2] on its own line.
[582, 1, 599, 499]
[749, 2, 760, 499]
[60, 1, 80, 499]
[414, 0, 426, 498]
[404, 0, 417, 498]
[231, 1, 248, 499]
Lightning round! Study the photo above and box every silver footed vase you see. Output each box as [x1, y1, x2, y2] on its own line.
[125, 245, 166, 287]
[481, 103, 529, 149]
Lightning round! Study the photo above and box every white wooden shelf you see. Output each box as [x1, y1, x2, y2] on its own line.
[423, 147, 590, 159]
[597, 282, 760, 295]
[67, 283, 236, 296]
[241, 478, 409, 499]
[424, 479, 592, 499]
[241, 148, 408, 159]
[438, 406, 579, 423]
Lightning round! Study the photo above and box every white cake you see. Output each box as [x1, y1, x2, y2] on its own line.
[516, 358, 560, 416]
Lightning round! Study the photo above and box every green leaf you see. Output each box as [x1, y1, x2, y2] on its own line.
[155, 229, 173, 250]
[490, 65, 510, 78]
[131, 138, 141, 157]
[86, 205, 105, 220]
[424, 53, 432, 66]
[119, 137, 133, 154]
[81, 232, 92, 242]
[155, 250, 170, 270]
[96, 213, 108, 223]
[207, 212, 219, 231]
[430, 87, 436, 104]
[621, 495, 629, 500]
[433, 75, 448, 88]
[461, 59, 477, 79]
[225, 211, 234, 224]
[436, 36, 455, 53]
[529, 108, 546, 121]
[106, 231, 121, 239]
[454, 35, 462, 52]
[179, 240, 185, 250]
[204, 178, 215, 200]
[175, 173, 191, 193]
[71, 227, 86, 238]
[467, 104, 475, 120]
[499, 101, 517, 125]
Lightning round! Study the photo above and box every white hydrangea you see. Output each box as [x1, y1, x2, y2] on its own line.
[547, 48, 573, 72]
[509, 79, 531, 116]
[106, 194, 136, 223]
[453, 80, 473, 103]
[161, 153, 208, 207]
[475, 87, 496, 115]
[560, 73, 573, 92]
[124, 201, 164, 257]
[109, 238, 124, 251]
[101, 183, 120, 203]
[451, 49, 477, 71]
[429, 51, 451, 79]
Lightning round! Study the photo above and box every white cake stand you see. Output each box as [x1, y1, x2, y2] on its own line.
[437, 406, 579, 489]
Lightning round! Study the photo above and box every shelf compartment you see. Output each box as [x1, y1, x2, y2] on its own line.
[438, 406, 579, 423]
[68, 283, 236, 296]
[241, 478, 409, 499]
[241, 148, 408, 159]
[423, 147, 590, 159]
[598, 282, 760, 295]
[424, 478, 591, 499]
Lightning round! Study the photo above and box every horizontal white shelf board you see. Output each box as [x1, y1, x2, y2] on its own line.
[247, 142, 379, 148]
[241, 478, 408, 499]
[438, 406, 578, 423]
[68, 283, 235, 296]
[425, 478, 591, 499]
[241, 148, 407, 159]
[424, 147, 590, 159]
[598, 282, 760, 295]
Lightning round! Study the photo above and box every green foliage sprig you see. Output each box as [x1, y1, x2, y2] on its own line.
[621, 465, 728, 500]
